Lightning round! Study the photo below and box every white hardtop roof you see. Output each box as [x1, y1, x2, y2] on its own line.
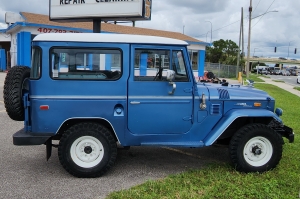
[33, 33, 188, 45]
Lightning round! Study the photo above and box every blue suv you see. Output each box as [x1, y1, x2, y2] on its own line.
[4, 33, 294, 178]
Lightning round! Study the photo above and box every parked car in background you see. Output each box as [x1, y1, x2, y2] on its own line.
[274, 70, 280, 75]
[297, 72, 300, 84]
[279, 57, 287, 60]
[282, 70, 291, 76]
[289, 69, 298, 76]
[259, 69, 269, 75]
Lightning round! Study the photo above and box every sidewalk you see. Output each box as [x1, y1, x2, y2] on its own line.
[258, 77, 300, 97]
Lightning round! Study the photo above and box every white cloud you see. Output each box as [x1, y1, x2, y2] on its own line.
[0, 0, 299, 59]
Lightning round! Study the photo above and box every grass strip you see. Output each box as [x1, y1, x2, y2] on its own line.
[294, 87, 300, 91]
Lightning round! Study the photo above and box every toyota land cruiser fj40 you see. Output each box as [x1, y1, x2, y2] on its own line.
[4, 33, 294, 178]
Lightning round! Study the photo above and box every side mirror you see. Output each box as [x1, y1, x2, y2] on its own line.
[166, 70, 175, 81]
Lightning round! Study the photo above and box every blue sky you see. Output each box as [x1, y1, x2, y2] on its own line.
[0, 0, 299, 59]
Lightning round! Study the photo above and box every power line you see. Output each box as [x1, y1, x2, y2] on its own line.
[252, 0, 276, 28]
[197, 0, 277, 39]
[253, 0, 262, 12]
[197, 19, 241, 37]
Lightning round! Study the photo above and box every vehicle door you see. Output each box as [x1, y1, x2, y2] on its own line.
[127, 45, 194, 135]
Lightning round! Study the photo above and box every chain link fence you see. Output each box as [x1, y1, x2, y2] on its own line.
[204, 62, 243, 78]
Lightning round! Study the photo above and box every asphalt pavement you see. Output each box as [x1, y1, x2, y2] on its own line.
[0, 72, 229, 199]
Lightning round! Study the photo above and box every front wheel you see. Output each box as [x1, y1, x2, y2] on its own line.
[58, 122, 117, 178]
[229, 123, 283, 172]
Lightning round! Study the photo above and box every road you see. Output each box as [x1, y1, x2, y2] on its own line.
[0, 72, 229, 199]
[265, 74, 299, 87]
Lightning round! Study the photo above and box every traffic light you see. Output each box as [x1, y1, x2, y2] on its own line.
[274, 47, 277, 52]
[295, 48, 297, 54]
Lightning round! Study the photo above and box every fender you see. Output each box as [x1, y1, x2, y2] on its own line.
[203, 109, 282, 146]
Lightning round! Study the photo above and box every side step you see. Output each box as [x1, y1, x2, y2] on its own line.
[141, 141, 204, 147]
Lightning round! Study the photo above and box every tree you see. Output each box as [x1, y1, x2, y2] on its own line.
[205, 39, 242, 65]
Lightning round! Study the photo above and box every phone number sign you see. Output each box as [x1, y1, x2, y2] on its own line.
[37, 28, 81, 33]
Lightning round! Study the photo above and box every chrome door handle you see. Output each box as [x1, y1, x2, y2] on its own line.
[168, 82, 176, 95]
[130, 101, 141, 105]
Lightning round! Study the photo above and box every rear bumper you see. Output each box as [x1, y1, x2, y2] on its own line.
[13, 128, 53, 145]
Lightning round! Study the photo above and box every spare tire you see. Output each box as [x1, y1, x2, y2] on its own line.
[3, 66, 31, 121]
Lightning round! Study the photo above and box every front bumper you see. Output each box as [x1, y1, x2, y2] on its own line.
[269, 119, 294, 143]
[13, 128, 52, 145]
[280, 125, 294, 143]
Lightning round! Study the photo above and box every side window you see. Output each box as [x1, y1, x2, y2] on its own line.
[30, 47, 41, 79]
[134, 49, 170, 81]
[50, 48, 121, 80]
[171, 50, 189, 82]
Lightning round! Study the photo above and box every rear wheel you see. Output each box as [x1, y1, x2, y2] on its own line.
[58, 122, 117, 178]
[3, 66, 30, 121]
[229, 123, 283, 172]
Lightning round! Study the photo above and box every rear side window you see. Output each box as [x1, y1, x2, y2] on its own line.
[50, 48, 122, 80]
[30, 47, 42, 79]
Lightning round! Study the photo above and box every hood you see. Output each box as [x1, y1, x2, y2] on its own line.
[197, 83, 274, 101]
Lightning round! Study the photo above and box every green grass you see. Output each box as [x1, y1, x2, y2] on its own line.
[273, 80, 285, 83]
[107, 84, 300, 199]
[242, 73, 265, 82]
[294, 87, 300, 91]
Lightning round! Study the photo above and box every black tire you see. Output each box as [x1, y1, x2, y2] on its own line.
[3, 66, 31, 121]
[229, 123, 283, 173]
[58, 122, 117, 178]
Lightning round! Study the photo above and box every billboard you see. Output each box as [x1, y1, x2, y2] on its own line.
[49, 0, 152, 21]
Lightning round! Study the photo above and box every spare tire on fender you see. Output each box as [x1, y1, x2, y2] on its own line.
[3, 66, 31, 121]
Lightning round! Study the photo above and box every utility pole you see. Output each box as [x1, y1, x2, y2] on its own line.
[246, 0, 252, 78]
[236, 7, 243, 78]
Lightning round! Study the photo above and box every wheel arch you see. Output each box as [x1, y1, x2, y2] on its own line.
[203, 109, 282, 146]
[213, 116, 274, 145]
[53, 118, 119, 143]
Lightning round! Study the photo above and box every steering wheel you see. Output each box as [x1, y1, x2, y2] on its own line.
[153, 67, 163, 81]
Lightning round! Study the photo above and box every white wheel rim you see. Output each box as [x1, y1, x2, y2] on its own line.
[70, 136, 104, 168]
[243, 136, 273, 167]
